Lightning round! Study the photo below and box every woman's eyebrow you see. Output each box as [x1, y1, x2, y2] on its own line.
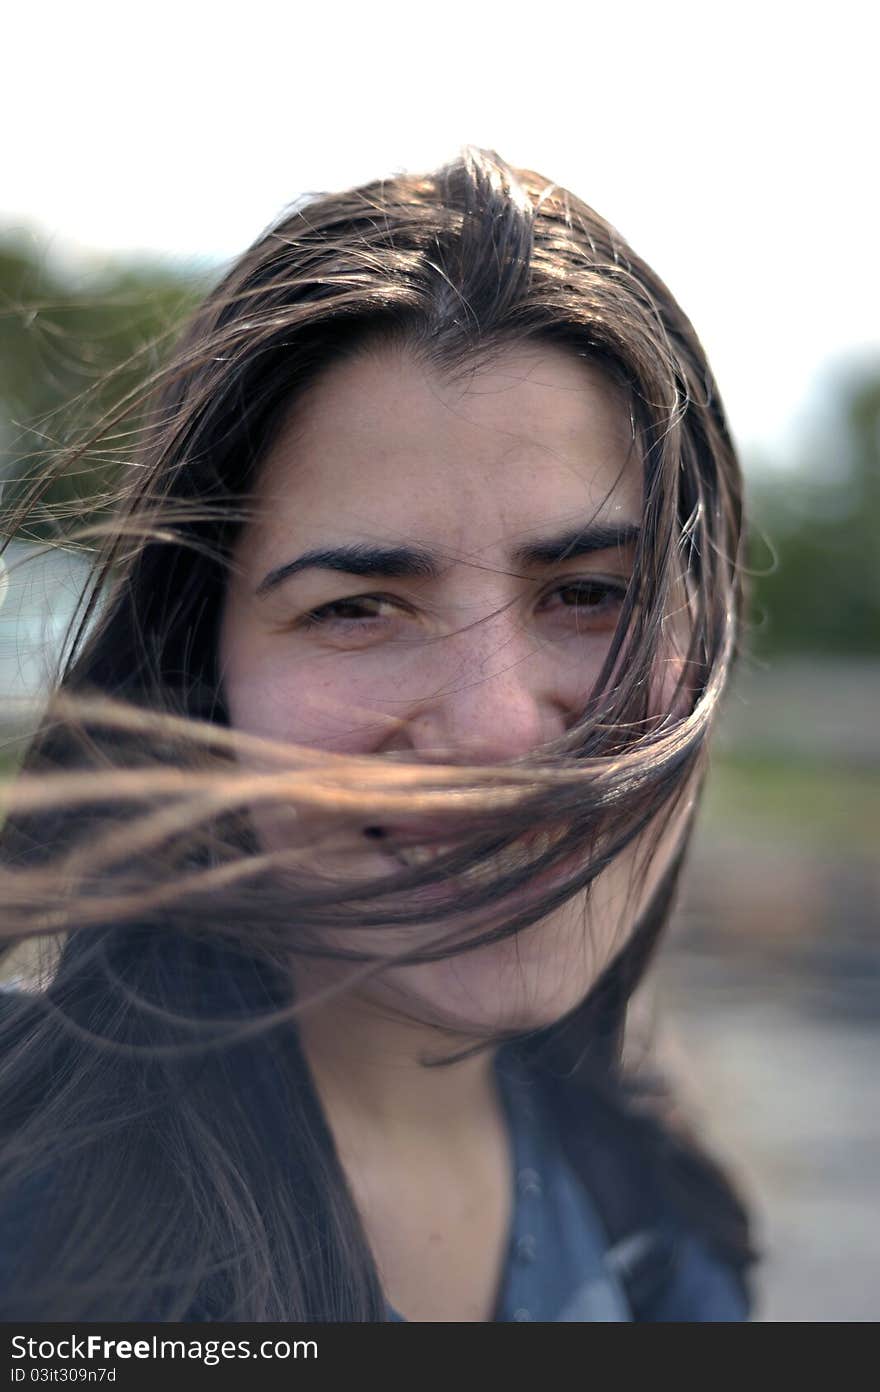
[255, 544, 437, 596]
[255, 522, 641, 598]
[510, 520, 640, 570]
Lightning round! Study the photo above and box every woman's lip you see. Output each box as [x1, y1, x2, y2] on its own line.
[373, 834, 587, 907]
[363, 822, 477, 848]
[365, 823, 572, 866]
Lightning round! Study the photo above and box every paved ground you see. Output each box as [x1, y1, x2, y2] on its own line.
[654, 946, 880, 1322]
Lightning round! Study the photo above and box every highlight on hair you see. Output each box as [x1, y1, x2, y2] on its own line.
[0, 147, 753, 1319]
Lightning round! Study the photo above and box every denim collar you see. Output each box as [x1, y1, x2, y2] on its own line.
[386, 1044, 632, 1322]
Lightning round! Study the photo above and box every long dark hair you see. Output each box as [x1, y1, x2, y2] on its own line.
[0, 147, 753, 1319]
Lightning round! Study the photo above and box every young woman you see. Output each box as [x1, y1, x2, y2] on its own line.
[0, 147, 754, 1321]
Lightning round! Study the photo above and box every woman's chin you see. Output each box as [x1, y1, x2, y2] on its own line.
[280, 834, 647, 1037]
[374, 901, 618, 1039]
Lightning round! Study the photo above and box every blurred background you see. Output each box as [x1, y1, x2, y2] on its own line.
[2, 0, 877, 1322]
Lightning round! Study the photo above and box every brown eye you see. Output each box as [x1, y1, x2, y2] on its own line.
[544, 579, 627, 626]
[559, 579, 625, 605]
[299, 595, 401, 629]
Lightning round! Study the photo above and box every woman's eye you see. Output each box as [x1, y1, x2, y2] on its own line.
[544, 578, 628, 625]
[300, 595, 401, 628]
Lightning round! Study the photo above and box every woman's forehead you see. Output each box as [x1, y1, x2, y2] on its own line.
[246, 343, 642, 559]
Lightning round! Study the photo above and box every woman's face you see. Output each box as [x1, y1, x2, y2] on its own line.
[220, 341, 690, 1034]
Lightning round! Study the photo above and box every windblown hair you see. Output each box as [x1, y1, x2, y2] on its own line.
[0, 148, 753, 1319]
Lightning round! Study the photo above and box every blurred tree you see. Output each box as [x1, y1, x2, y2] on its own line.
[747, 363, 880, 657]
[0, 236, 204, 541]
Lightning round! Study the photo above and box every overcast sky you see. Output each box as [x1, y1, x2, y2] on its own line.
[4, 0, 878, 465]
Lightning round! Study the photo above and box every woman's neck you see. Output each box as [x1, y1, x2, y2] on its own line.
[294, 985, 501, 1154]
[295, 985, 516, 1324]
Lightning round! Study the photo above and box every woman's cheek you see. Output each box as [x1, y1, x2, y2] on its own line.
[224, 655, 371, 753]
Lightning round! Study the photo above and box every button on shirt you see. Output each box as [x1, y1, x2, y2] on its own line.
[386, 1046, 632, 1322]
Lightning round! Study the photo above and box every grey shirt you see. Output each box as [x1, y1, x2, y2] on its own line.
[387, 1046, 632, 1321]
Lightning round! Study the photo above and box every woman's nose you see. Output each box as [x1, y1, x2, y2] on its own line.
[401, 626, 575, 765]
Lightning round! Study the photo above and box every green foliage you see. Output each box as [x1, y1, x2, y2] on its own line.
[746, 367, 880, 657]
[0, 237, 205, 540]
